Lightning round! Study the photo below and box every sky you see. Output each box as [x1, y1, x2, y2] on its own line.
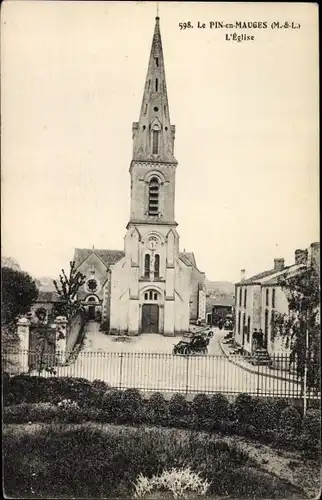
[1, 1, 319, 282]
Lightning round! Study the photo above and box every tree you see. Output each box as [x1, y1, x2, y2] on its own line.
[1, 267, 38, 326]
[271, 265, 320, 393]
[53, 261, 86, 320]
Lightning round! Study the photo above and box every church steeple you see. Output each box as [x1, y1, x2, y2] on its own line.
[132, 16, 177, 164]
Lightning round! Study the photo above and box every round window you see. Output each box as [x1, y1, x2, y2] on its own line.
[154, 106, 159, 112]
[87, 279, 98, 292]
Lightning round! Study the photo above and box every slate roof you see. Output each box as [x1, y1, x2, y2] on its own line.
[74, 248, 125, 269]
[179, 252, 196, 267]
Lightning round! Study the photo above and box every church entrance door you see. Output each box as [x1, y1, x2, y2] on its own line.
[142, 304, 159, 333]
[88, 305, 96, 320]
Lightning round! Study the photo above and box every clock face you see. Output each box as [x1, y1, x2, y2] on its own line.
[87, 278, 98, 292]
[147, 237, 158, 250]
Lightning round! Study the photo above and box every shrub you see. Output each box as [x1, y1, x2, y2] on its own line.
[192, 394, 212, 430]
[209, 393, 230, 429]
[101, 388, 123, 422]
[303, 408, 320, 441]
[146, 392, 169, 426]
[232, 393, 254, 425]
[279, 406, 302, 432]
[118, 388, 144, 424]
[168, 393, 192, 428]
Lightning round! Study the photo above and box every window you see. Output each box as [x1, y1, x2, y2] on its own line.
[242, 313, 246, 335]
[155, 57, 159, 67]
[152, 130, 159, 154]
[238, 311, 241, 335]
[148, 79, 151, 90]
[144, 290, 158, 301]
[164, 105, 167, 118]
[244, 288, 247, 308]
[144, 104, 148, 115]
[154, 254, 160, 278]
[148, 177, 159, 215]
[239, 287, 242, 307]
[155, 78, 158, 91]
[247, 316, 251, 342]
[144, 254, 150, 277]
[272, 288, 276, 308]
[266, 289, 269, 307]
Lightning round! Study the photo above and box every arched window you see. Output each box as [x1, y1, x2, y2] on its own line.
[154, 254, 160, 278]
[148, 178, 159, 216]
[155, 78, 158, 91]
[144, 254, 150, 277]
[143, 290, 159, 301]
[152, 130, 159, 154]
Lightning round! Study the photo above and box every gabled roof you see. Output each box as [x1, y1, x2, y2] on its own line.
[74, 248, 125, 269]
[262, 264, 307, 286]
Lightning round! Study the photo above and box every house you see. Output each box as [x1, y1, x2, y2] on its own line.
[234, 242, 320, 356]
[71, 16, 206, 335]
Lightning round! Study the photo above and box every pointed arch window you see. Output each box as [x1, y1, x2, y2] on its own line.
[148, 177, 159, 215]
[154, 254, 160, 278]
[152, 130, 159, 154]
[144, 254, 150, 277]
[155, 57, 159, 67]
[155, 78, 158, 92]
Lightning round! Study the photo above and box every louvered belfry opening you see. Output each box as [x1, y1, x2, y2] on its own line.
[148, 177, 159, 215]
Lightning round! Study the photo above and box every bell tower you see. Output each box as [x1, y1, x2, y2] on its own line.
[128, 16, 178, 226]
[120, 15, 187, 337]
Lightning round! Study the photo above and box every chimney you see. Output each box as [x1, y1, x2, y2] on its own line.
[295, 249, 308, 265]
[240, 269, 245, 282]
[274, 258, 285, 271]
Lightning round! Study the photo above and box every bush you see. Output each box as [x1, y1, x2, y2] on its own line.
[3, 375, 109, 408]
[232, 393, 254, 425]
[279, 406, 302, 432]
[303, 408, 320, 441]
[209, 393, 230, 428]
[118, 389, 144, 424]
[168, 393, 192, 429]
[146, 392, 169, 426]
[101, 388, 123, 422]
[192, 394, 212, 430]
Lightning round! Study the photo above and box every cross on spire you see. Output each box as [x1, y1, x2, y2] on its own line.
[156, 2, 159, 18]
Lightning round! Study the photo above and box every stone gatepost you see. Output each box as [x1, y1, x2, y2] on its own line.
[17, 317, 30, 372]
[55, 316, 68, 365]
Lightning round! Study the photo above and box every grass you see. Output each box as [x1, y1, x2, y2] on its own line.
[3, 422, 310, 499]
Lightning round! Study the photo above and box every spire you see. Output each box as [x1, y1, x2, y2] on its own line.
[132, 16, 177, 163]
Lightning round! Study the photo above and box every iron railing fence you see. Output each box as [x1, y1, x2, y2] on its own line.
[2, 349, 320, 399]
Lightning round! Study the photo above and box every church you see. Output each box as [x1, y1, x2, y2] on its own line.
[73, 16, 206, 335]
